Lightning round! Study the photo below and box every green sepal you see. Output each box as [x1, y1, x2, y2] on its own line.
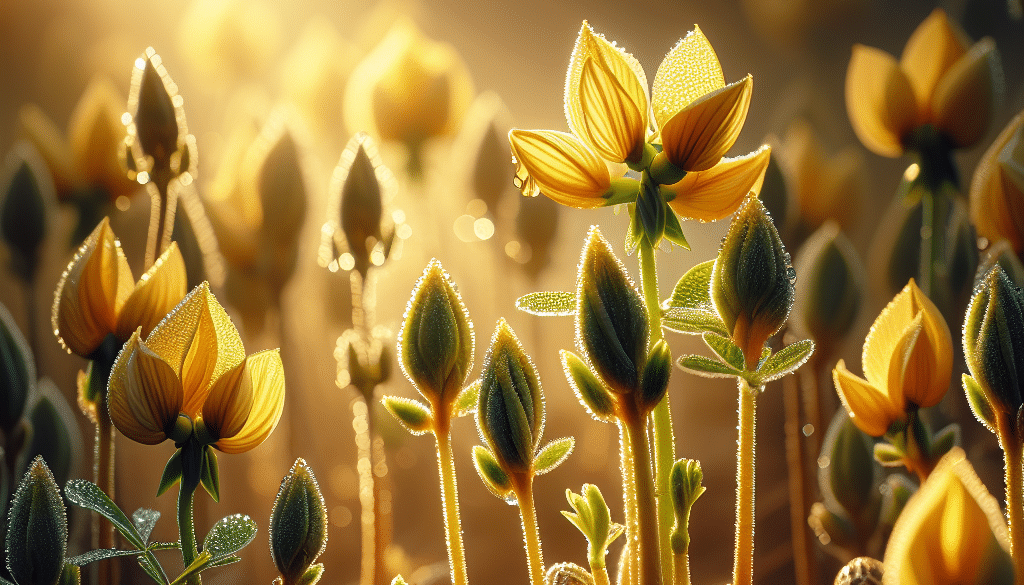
[472, 445, 513, 500]
[662, 206, 690, 250]
[758, 339, 815, 382]
[515, 291, 575, 316]
[58, 563, 81, 585]
[65, 479, 146, 550]
[200, 446, 220, 502]
[382, 396, 432, 435]
[676, 355, 741, 378]
[878, 473, 916, 527]
[601, 177, 641, 206]
[158, 449, 184, 497]
[702, 332, 744, 371]
[297, 564, 325, 585]
[929, 423, 960, 460]
[873, 442, 905, 467]
[561, 350, 616, 422]
[638, 339, 672, 411]
[635, 173, 667, 248]
[963, 374, 996, 433]
[534, 437, 574, 476]
[204, 514, 257, 561]
[625, 202, 641, 255]
[453, 381, 480, 418]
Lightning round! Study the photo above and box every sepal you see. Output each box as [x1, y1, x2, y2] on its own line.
[157, 448, 183, 496]
[473, 445, 513, 500]
[534, 438, 574, 475]
[382, 396, 433, 435]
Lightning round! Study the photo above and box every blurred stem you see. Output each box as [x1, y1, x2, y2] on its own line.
[902, 409, 935, 483]
[733, 379, 758, 585]
[145, 176, 177, 270]
[911, 127, 958, 306]
[434, 424, 468, 585]
[998, 423, 1024, 580]
[513, 479, 545, 585]
[87, 348, 119, 585]
[623, 407, 664, 585]
[782, 369, 814, 585]
[355, 398, 377, 585]
[638, 236, 676, 585]
[177, 443, 202, 585]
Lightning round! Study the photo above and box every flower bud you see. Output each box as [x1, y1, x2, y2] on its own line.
[978, 240, 1024, 290]
[712, 195, 794, 369]
[969, 110, 1024, 254]
[5, 456, 68, 585]
[127, 48, 186, 174]
[575, 227, 648, 394]
[818, 409, 877, 522]
[67, 77, 138, 202]
[245, 115, 307, 251]
[638, 339, 671, 411]
[477, 319, 544, 474]
[0, 302, 33, 434]
[2, 142, 53, 281]
[791, 222, 864, 352]
[963, 266, 1024, 421]
[669, 458, 705, 554]
[563, 484, 622, 569]
[270, 458, 328, 585]
[335, 327, 392, 401]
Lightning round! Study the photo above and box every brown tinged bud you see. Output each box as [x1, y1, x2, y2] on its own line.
[127, 48, 186, 173]
[270, 458, 328, 585]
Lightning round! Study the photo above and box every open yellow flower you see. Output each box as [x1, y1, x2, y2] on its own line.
[969, 109, 1024, 254]
[882, 448, 1013, 585]
[52, 217, 187, 358]
[510, 22, 765, 220]
[832, 279, 952, 436]
[107, 282, 285, 453]
[846, 9, 998, 157]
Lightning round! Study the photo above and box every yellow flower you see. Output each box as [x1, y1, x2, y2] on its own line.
[832, 279, 952, 436]
[662, 145, 771, 222]
[969, 109, 1024, 254]
[509, 129, 614, 209]
[108, 282, 285, 453]
[52, 217, 187, 358]
[882, 447, 1013, 585]
[846, 9, 998, 157]
[778, 119, 864, 230]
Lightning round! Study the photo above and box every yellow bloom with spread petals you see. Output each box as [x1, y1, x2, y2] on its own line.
[52, 217, 187, 358]
[832, 279, 952, 436]
[108, 282, 285, 453]
[882, 448, 1013, 585]
[846, 9, 999, 157]
[970, 110, 1024, 254]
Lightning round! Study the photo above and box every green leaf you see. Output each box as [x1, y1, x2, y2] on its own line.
[758, 339, 815, 382]
[297, 563, 325, 585]
[203, 514, 257, 561]
[534, 437, 575, 476]
[676, 355, 740, 379]
[65, 479, 145, 549]
[561, 350, 615, 421]
[873, 442, 905, 467]
[200, 447, 220, 502]
[661, 307, 729, 337]
[472, 445, 512, 499]
[930, 423, 960, 459]
[515, 291, 575, 316]
[454, 381, 480, 418]
[663, 208, 690, 250]
[67, 549, 143, 566]
[667, 260, 716, 311]
[702, 332, 745, 371]
[963, 374, 996, 433]
[206, 556, 241, 569]
[157, 449, 183, 497]
[132, 508, 160, 544]
[137, 555, 165, 584]
[382, 395, 432, 435]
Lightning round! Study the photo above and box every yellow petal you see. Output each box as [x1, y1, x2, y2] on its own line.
[931, 38, 998, 149]
[862, 279, 916, 387]
[970, 111, 1024, 253]
[651, 25, 726, 130]
[845, 45, 918, 157]
[52, 217, 134, 356]
[216, 349, 285, 454]
[883, 448, 1013, 585]
[660, 76, 752, 171]
[833, 359, 902, 437]
[67, 77, 137, 201]
[664, 145, 770, 221]
[108, 331, 182, 445]
[564, 22, 648, 163]
[884, 312, 924, 411]
[115, 242, 188, 341]
[899, 8, 969, 116]
[901, 282, 954, 408]
[201, 358, 251, 441]
[509, 129, 611, 208]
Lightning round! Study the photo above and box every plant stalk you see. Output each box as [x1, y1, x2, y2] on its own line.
[619, 421, 639, 585]
[782, 372, 814, 585]
[999, 424, 1024, 581]
[624, 408, 664, 585]
[733, 379, 758, 585]
[355, 399, 377, 585]
[177, 460, 201, 585]
[434, 425, 469, 585]
[673, 543, 691, 585]
[514, 479, 545, 585]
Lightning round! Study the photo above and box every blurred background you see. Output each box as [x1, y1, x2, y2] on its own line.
[1, 0, 1022, 584]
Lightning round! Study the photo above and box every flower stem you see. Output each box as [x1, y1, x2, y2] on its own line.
[355, 399, 377, 585]
[733, 379, 758, 585]
[434, 426, 469, 585]
[673, 543, 691, 585]
[145, 178, 177, 270]
[638, 236, 676, 585]
[624, 408, 664, 585]
[998, 424, 1024, 581]
[178, 444, 202, 585]
[619, 421, 639, 585]
[514, 479, 545, 585]
[782, 371, 814, 585]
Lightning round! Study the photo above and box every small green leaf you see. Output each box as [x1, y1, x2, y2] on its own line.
[132, 508, 160, 544]
[472, 445, 512, 499]
[515, 291, 575, 316]
[561, 350, 616, 421]
[173, 550, 213, 584]
[663, 208, 690, 250]
[206, 555, 240, 569]
[382, 396, 432, 435]
[297, 563, 325, 585]
[873, 442, 905, 467]
[534, 437, 575, 475]
[930, 423, 960, 459]
[157, 449, 183, 497]
[963, 374, 996, 433]
[65, 479, 145, 549]
[137, 555, 165, 584]
[676, 355, 740, 379]
[67, 549, 143, 566]
[661, 307, 729, 337]
[666, 260, 716, 311]
[702, 332, 745, 371]
[203, 514, 257, 561]
[454, 381, 480, 418]
[758, 339, 815, 382]
[200, 447, 220, 502]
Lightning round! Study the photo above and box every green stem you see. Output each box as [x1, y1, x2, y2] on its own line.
[619, 421, 639, 585]
[624, 410, 664, 585]
[355, 399, 376, 585]
[515, 479, 545, 585]
[638, 236, 676, 585]
[999, 425, 1024, 581]
[177, 477, 200, 585]
[434, 427, 469, 585]
[592, 563, 612, 585]
[733, 379, 758, 585]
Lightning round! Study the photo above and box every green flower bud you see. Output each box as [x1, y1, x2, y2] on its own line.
[638, 340, 671, 412]
[477, 319, 544, 474]
[979, 239, 1024, 290]
[819, 409, 878, 524]
[712, 195, 794, 369]
[270, 458, 328, 585]
[560, 350, 616, 422]
[963, 266, 1024, 422]
[0, 302, 33, 433]
[127, 48, 184, 173]
[5, 456, 67, 585]
[792, 222, 864, 354]
[24, 380, 77, 489]
[545, 562, 595, 585]
[562, 484, 623, 569]
[2, 143, 52, 281]
[669, 458, 705, 554]
[339, 135, 385, 276]
[398, 260, 474, 410]
[252, 121, 307, 250]
[576, 227, 648, 394]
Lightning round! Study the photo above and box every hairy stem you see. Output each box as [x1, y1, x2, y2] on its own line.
[515, 479, 545, 585]
[733, 379, 758, 585]
[673, 544, 690, 585]
[782, 373, 814, 585]
[624, 409, 664, 585]
[619, 421, 639, 585]
[999, 424, 1024, 581]
[435, 426, 469, 585]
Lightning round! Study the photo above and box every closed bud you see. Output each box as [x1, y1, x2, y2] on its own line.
[638, 340, 671, 411]
[970, 110, 1024, 254]
[270, 458, 328, 585]
[335, 327, 392, 401]
[5, 456, 68, 585]
[398, 260, 474, 410]
[670, 458, 705, 554]
[978, 240, 1024, 290]
[792, 222, 864, 353]
[819, 409, 878, 522]
[576, 227, 648, 394]
[246, 114, 307, 251]
[2, 142, 53, 281]
[477, 320, 544, 474]
[712, 195, 794, 369]
[562, 484, 622, 569]
[127, 48, 187, 174]
[0, 302, 34, 434]
[963, 266, 1024, 422]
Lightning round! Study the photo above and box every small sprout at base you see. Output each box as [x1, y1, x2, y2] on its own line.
[5, 456, 68, 585]
[383, 396, 433, 435]
[562, 484, 623, 569]
[473, 445, 513, 501]
[270, 458, 328, 585]
[670, 459, 705, 553]
[546, 562, 596, 585]
[561, 350, 616, 422]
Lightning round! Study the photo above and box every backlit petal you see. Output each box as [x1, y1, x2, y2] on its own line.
[970, 111, 1024, 253]
[108, 331, 182, 445]
[201, 358, 251, 441]
[901, 282, 954, 408]
[884, 313, 924, 411]
[862, 280, 916, 387]
[664, 145, 770, 221]
[932, 38, 998, 149]
[899, 8, 969, 115]
[660, 76, 752, 171]
[651, 25, 725, 130]
[846, 45, 917, 157]
[116, 242, 188, 341]
[216, 349, 285, 454]
[509, 129, 611, 208]
[833, 359, 901, 436]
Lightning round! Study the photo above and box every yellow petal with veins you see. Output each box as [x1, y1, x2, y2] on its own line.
[833, 359, 902, 437]
[108, 331, 182, 445]
[509, 129, 611, 208]
[201, 358, 251, 441]
[664, 145, 770, 221]
[970, 111, 1024, 253]
[899, 8, 969, 117]
[931, 38, 998, 150]
[861, 279, 917, 387]
[216, 349, 285, 454]
[845, 45, 917, 158]
[660, 76, 752, 172]
[884, 312, 924, 412]
[116, 242, 188, 341]
[651, 25, 725, 130]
